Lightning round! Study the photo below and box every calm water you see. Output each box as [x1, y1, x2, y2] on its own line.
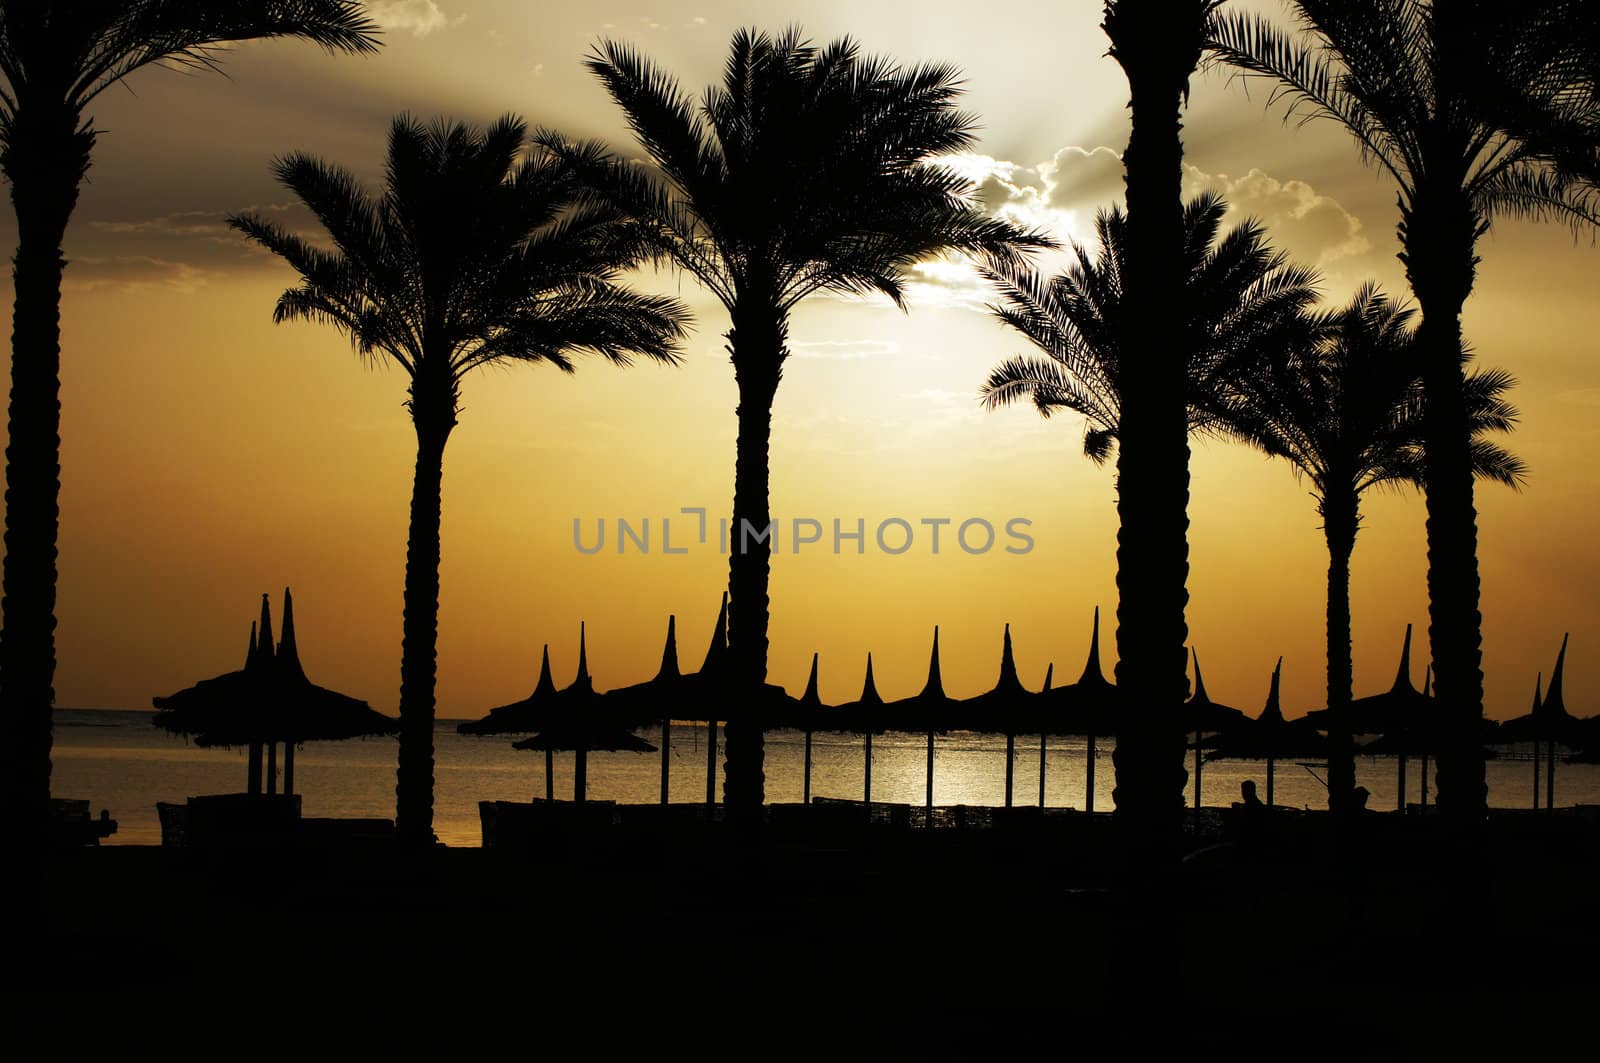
[52, 709, 1600, 847]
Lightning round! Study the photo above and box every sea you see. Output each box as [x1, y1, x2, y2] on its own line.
[52, 708, 1600, 847]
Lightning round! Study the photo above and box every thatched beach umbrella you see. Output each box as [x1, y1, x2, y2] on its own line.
[512, 722, 656, 804]
[606, 613, 686, 803]
[472, 623, 601, 801]
[1500, 634, 1577, 809]
[152, 614, 271, 792]
[1037, 608, 1118, 811]
[154, 590, 393, 795]
[1181, 649, 1248, 819]
[790, 654, 829, 804]
[833, 653, 887, 805]
[958, 625, 1034, 807]
[457, 633, 570, 737]
[604, 596, 732, 805]
[884, 627, 960, 815]
[1304, 625, 1436, 810]
[1205, 657, 1327, 807]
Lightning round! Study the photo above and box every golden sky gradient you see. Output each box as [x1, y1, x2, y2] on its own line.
[6, 1, 1596, 720]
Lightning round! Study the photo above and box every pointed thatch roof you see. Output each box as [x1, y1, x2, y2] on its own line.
[600, 612, 690, 728]
[884, 626, 961, 733]
[1303, 624, 1435, 737]
[833, 652, 889, 734]
[1500, 634, 1580, 745]
[458, 613, 608, 737]
[1037, 607, 1120, 736]
[1181, 649, 1249, 735]
[154, 589, 393, 747]
[1206, 657, 1328, 760]
[958, 624, 1038, 733]
[772, 651, 838, 731]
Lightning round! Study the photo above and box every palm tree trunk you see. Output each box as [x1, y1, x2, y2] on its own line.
[395, 377, 456, 846]
[1323, 494, 1359, 814]
[723, 307, 785, 825]
[1402, 188, 1487, 828]
[0, 115, 91, 849]
[1105, 3, 1196, 874]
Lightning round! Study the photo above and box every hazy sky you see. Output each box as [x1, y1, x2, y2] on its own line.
[6, 0, 1596, 720]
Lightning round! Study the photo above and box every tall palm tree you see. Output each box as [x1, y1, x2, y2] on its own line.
[984, 186, 1310, 868]
[544, 27, 1049, 821]
[0, 1, 378, 845]
[1219, 284, 1525, 812]
[1211, 0, 1600, 825]
[231, 115, 690, 843]
[1099, 0, 1224, 868]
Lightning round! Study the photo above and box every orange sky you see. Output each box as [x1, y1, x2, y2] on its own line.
[4, 1, 1596, 720]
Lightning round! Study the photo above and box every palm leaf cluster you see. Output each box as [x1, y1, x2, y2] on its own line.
[1210, 0, 1600, 237]
[980, 192, 1319, 464]
[230, 115, 687, 402]
[543, 28, 1052, 323]
[1220, 283, 1525, 518]
[0, 1, 376, 148]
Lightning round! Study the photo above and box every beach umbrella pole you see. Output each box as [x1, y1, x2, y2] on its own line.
[1085, 734, 1096, 814]
[284, 742, 294, 797]
[266, 742, 278, 796]
[1546, 739, 1555, 810]
[1004, 734, 1015, 808]
[803, 730, 813, 805]
[660, 719, 671, 805]
[864, 733, 873, 808]
[1397, 751, 1407, 813]
[1039, 735, 1046, 808]
[705, 718, 717, 808]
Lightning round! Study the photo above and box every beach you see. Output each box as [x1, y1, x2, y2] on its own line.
[23, 810, 1600, 1053]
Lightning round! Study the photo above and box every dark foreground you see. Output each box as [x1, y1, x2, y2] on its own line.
[21, 809, 1600, 1056]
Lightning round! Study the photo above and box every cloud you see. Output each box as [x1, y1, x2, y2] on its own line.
[71, 203, 307, 283]
[1182, 165, 1371, 270]
[896, 146, 1377, 312]
[791, 339, 902, 360]
[65, 256, 212, 294]
[91, 210, 231, 239]
[368, 1, 450, 38]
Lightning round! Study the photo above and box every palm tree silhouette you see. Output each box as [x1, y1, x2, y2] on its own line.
[1097, 0, 1225, 868]
[0, 1, 378, 845]
[981, 193, 1319, 460]
[231, 115, 690, 844]
[1211, 0, 1600, 823]
[1219, 284, 1525, 812]
[983, 190, 1315, 838]
[545, 27, 1049, 821]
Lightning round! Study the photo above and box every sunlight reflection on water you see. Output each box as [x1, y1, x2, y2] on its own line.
[51, 710, 1600, 847]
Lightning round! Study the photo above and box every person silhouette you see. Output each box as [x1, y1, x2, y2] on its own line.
[1229, 778, 1270, 847]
